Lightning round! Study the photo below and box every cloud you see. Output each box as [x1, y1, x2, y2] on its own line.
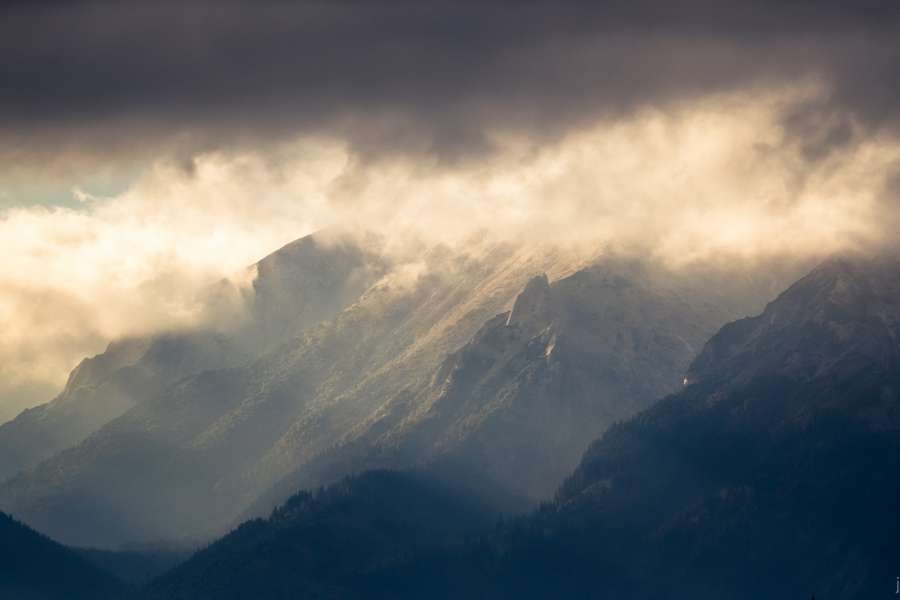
[2, 82, 899, 414]
[1, 2, 899, 179]
[1, 2, 899, 412]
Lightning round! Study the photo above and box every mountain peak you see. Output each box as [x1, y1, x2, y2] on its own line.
[768, 255, 900, 319]
[506, 273, 554, 330]
[674, 255, 900, 434]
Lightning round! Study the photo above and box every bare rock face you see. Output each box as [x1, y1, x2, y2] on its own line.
[506, 273, 555, 331]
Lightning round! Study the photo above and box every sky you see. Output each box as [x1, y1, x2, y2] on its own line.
[2, 0, 900, 416]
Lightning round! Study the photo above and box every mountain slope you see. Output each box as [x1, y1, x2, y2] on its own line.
[0, 231, 384, 483]
[0, 242, 585, 547]
[0, 511, 124, 600]
[0, 237, 800, 549]
[550, 257, 900, 598]
[143, 470, 492, 600]
[251, 257, 780, 516]
[369, 255, 900, 599]
[0, 334, 245, 483]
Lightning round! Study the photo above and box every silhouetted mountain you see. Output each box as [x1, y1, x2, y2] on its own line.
[142, 470, 493, 600]
[0, 510, 124, 600]
[76, 545, 193, 588]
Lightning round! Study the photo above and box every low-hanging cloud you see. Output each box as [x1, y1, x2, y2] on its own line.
[2, 82, 899, 413]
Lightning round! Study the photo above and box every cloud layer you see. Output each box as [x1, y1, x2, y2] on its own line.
[3, 84, 900, 409]
[2, 1, 900, 180]
[1, 1, 900, 412]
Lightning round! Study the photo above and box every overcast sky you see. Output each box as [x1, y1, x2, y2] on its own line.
[2, 1, 900, 415]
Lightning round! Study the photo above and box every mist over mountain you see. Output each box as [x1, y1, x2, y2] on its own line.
[138, 254, 900, 600]
[3, 2, 899, 598]
[363, 255, 900, 599]
[0, 232, 384, 483]
[0, 233, 588, 546]
[2, 239, 897, 600]
[248, 255, 795, 517]
[0, 334, 243, 483]
[0, 229, 800, 549]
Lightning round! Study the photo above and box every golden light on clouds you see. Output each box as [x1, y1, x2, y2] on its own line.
[1, 83, 898, 411]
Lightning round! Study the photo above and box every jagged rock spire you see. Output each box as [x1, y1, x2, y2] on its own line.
[506, 273, 554, 331]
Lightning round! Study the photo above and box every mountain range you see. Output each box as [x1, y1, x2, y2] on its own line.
[0, 233, 384, 483]
[247, 255, 790, 518]
[0, 233, 586, 545]
[0, 232, 797, 549]
[5, 232, 891, 599]
[137, 254, 900, 599]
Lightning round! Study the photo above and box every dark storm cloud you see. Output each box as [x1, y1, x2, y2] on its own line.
[1, 0, 899, 168]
